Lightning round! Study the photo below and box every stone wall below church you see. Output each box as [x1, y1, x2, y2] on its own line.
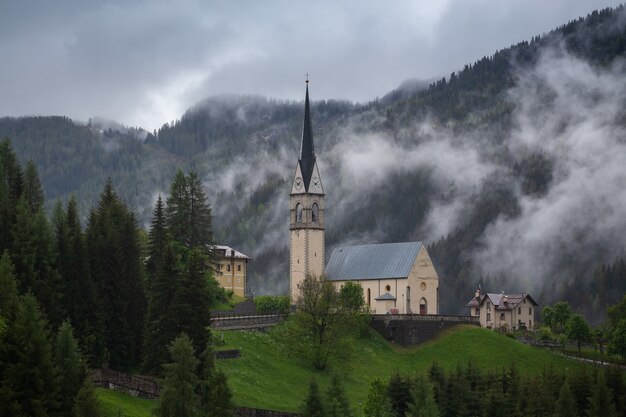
[370, 315, 479, 346]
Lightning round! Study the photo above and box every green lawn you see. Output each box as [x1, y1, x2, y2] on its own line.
[97, 388, 157, 417]
[96, 324, 582, 414]
[219, 324, 581, 412]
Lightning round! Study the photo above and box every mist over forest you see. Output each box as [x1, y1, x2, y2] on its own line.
[2, 6, 626, 322]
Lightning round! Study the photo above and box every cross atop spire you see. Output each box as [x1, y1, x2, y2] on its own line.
[299, 81, 315, 191]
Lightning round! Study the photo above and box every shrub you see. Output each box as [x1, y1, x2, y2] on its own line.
[254, 296, 291, 314]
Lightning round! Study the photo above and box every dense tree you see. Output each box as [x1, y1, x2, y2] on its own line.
[364, 378, 394, 417]
[300, 379, 325, 417]
[10, 197, 64, 327]
[609, 319, 626, 360]
[158, 333, 199, 417]
[280, 274, 356, 370]
[146, 194, 168, 280]
[22, 160, 44, 212]
[0, 139, 23, 254]
[388, 373, 413, 417]
[0, 251, 19, 319]
[73, 379, 102, 417]
[86, 179, 145, 369]
[1, 293, 59, 417]
[406, 374, 439, 417]
[554, 380, 576, 417]
[54, 320, 86, 417]
[588, 372, 616, 417]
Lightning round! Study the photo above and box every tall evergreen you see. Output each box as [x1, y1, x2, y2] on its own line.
[300, 379, 325, 417]
[388, 372, 413, 417]
[364, 378, 394, 417]
[2, 293, 59, 417]
[86, 179, 145, 369]
[54, 320, 86, 417]
[170, 247, 212, 353]
[0, 139, 23, 254]
[325, 375, 352, 417]
[158, 333, 199, 417]
[166, 170, 191, 247]
[10, 197, 64, 327]
[73, 379, 102, 417]
[198, 341, 234, 417]
[0, 251, 19, 319]
[146, 194, 168, 280]
[22, 160, 44, 213]
[142, 242, 180, 375]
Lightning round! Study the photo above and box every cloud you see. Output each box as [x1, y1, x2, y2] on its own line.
[1, 0, 623, 130]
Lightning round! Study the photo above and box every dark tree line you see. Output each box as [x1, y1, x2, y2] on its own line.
[1, 139, 226, 383]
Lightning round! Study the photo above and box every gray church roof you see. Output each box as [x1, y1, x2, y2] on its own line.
[375, 292, 397, 301]
[325, 242, 423, 281]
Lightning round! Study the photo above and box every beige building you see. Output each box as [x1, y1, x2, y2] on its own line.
[211, 245, 251, 297]
[289, 81, 325, 301]
[325, 242, 439, 314]
[467, 291, 537, 330]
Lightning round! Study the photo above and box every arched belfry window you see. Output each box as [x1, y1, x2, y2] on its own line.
[296, 203, 303, 223]
[312, 203, 319, 223]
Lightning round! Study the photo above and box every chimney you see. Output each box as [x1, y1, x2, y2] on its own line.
[475, 288, 480, 298]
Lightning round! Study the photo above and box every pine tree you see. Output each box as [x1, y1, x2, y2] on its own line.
[142, 242, 180, 375]
[198, 341, 234, 417]
[325, 375, 352, 417]
[166, 170, 191, 247]
[187, 172, 212, 250]
[406, 373, 439, 417]
[22, 160, 44, 213]
[2, 293, 59, 417]
[73, 379, 102, 417]
[171, 247, 211, 353]
[86, 179, 145, 369]
[10, 197, 65, 327]
[0, 251, 19, 319]
[0, 139, 24, 254]
[158, 333, 199, 417]
[554, 380, 576, 417]
[300, 379, 325, 417]
[55, 320, 86, 417]
[588, 372, 616, 417]
[388, 372, 414, 417]
[146, 194, 168, 280]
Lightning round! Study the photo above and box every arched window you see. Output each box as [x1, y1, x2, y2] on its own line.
[367, 288, 371, 306]
[295, 203, 303, 223]
[406, 286, 411, 314]
[312, 203, 319, 223]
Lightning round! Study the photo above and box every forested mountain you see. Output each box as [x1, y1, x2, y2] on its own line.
[1, 6, 626, 322]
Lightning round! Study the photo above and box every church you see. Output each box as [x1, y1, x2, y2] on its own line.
[289, 81, 439, 314]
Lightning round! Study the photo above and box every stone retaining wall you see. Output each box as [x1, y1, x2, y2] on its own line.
[370, 314, 480, 346]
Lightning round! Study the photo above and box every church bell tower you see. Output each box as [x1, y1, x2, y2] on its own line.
[289, 79, 325, 301]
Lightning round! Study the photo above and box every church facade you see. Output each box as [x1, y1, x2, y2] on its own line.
[288, 82, 439, 314]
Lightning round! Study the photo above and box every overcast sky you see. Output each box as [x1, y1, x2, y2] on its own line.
[0, 0, 622, 130]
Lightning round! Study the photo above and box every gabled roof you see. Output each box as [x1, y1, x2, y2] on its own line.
[299, 83, 316, 192]
[210, 245, 252, 260]
[479, 293, 537, 310]
[325, 242, 422, 281]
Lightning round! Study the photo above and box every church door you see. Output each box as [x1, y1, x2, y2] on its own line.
[406, 286, 411, 314]
[419, 298, 427, 315]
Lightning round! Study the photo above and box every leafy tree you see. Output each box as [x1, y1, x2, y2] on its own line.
[609, 319, 626, 360]
[2, 293, 59, 417]
[300, 379, 325, 417]
[552, 302, 573, 333]
[158, 333, 199, 417]
[588, 372, 616, 417]
[406, 373, 439, 417]
[364, 378, 394, 417]
[608, 294, 626, 330]
[283, 274, 356, 370]
[198, 340, 234, 417]
[55, 320, 86, 417]
[566, 314, 590, 352]
[73, 379, 102, 417]
[325, 375, 352, 417]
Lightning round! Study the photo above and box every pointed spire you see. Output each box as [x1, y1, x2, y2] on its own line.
[299, 80, 316, 191]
